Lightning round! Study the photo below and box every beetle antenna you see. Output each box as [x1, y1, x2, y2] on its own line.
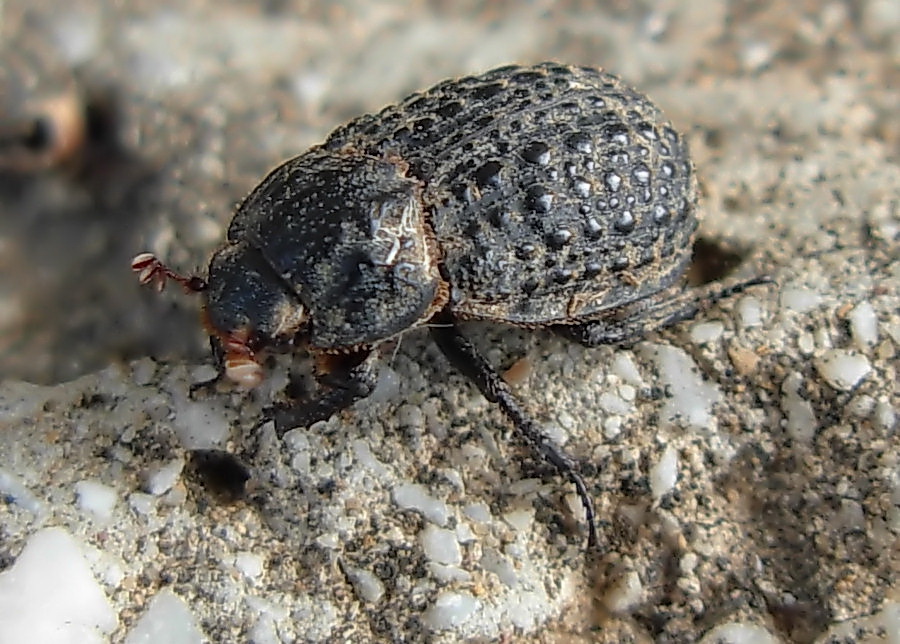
[132, 252, 208, 293]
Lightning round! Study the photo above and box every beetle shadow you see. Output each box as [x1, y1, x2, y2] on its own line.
[0, 83, 205, 383]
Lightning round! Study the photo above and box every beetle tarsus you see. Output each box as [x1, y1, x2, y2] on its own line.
[430, 316, 599, 548]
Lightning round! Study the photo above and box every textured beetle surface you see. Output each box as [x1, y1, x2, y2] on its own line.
[135, 63, 739, 547]
[323, 62, 697, 325]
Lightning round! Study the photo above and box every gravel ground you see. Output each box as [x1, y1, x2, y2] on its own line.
[0, 1, 898, 642]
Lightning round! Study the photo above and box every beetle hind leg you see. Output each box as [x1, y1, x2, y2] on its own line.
[431, 317, 598, 547]
[557, 276, 773, 347]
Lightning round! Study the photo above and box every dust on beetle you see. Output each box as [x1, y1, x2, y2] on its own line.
[134, 62, 769, 547]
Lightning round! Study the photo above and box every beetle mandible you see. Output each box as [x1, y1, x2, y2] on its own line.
[134, 63, 769, 546]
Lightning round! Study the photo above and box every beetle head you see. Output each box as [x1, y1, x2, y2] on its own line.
[203, 242, 308, 387]
[132, 245, 307, 389]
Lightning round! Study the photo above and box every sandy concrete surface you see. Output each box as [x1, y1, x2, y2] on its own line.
[1, 1, 898, 642]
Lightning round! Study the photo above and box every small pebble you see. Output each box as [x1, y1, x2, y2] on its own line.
[424, 592, 480, 631]
[599, 391, 631, 415]
[462, 502, 492, 523]
[611, 353, 644, 386]
[781, 287, 823, 313]
[420, 525, 461, 566]
[727, 344, 761, 376]
[144, 458, 185, 496]
[848, 301, 879, 348]
[603, 416, 623, 439]
[480, 549, 517, 587]
[345, 567, 385, 603]
[690, 321, 724, 344]
[0, 528, 117, 643]
[874, 400, 896, 431]
[502, 507, 535, 534]
[74, 480, 118, 521]
[650, 445, 679, 502]
[815, 350, 871, 391]
[392, 482, 449, 526]
[737, 296, 763, 328]
[780, 372, 818, 443]
[128, 492, 157, 516]
[639, 344, 721, 429]
[124, 588, 204, 644]
[698, 622, 779, 644]
[234, 552, 265, 580]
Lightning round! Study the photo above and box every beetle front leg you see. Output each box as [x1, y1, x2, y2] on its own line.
[430, 318, 598, 547]
[269, 349, 378, 434]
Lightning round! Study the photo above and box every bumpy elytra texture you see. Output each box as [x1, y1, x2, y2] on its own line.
[323, 62, 698, 326]
[212, 62, 698, 349]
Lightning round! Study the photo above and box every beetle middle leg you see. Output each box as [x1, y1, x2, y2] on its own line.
[268, 349, 378, 434]
[430, 314, 598, 547]
[556, 276, 773, 347]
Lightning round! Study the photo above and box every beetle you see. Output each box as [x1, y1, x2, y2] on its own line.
[134, 63, 768, 546]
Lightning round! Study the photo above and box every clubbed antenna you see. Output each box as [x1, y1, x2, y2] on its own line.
[131, 252, 207, 293]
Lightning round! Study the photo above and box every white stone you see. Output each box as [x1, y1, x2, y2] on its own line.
[463, 502, 492, 523]
[419, 525, 461, 565]
[171, 399, 229, 449]
[611, 353, 644, 386]
[502, 507, 535, 534]
[848, 301, 879, 348]
[639, 344, 721, 429]
[392, 482, 449, 525]
[690, 321, 725, 344]
[603, 415, 623, 439]
[650, 445, 679, 501]
[737, 296, 764, 328]
[0, 528, 117, 644]
[423, 592, 480, 631]
[599, 391, 631, 415]
[874, 400, 896, 431]
[234, 552, 265, 580]
[345, 567, 385, 603]
[128, 491, 157, 516]
[815, 350, 871, 391]
[125, 589, 204, 644]
[0, 468, 45, 517]
[781, 287, 823, 313]
[74, 479, 118, 521]
[427, 562, 472, 583]
[480, 549, 517, 587]
[618, 383, 637, 401]
[699, 622, 780, 644]
[780, 372, 818, 443]
[144, 458, 185, 496]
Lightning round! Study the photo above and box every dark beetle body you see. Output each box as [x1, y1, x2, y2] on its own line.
[323, 63, 697, 327]
[211, 62, 697, 351]
[136, 63, 764, 547]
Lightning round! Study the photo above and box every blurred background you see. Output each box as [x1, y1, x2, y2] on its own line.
[0, 0, 897, 384]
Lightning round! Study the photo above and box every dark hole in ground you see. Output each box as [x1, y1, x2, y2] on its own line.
[687, 236, 751, 285]
[189, 449, 251, 503]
